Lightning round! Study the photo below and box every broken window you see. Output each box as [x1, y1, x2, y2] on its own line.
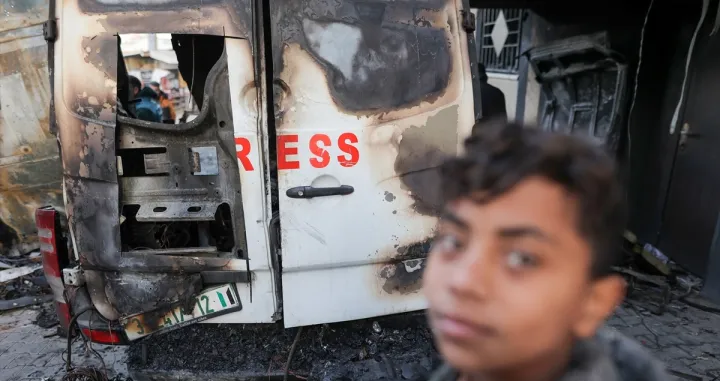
[117, 33, 224, 123]
[116, 33, 247, 259]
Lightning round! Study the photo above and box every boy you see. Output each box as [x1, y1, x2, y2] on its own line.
[423, 122, 671, 381]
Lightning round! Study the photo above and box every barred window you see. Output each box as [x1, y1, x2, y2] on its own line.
[477, 9, 524, 74]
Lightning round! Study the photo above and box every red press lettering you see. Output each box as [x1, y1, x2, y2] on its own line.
[337, 132, 359, 168]
[277, 134, 300, 170]
[234, 137, 255, 171]
[309, 134, 331, 168]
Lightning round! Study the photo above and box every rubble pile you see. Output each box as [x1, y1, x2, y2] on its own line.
[0, 251, 53, 313]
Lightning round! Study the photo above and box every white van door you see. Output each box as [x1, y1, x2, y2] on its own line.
[270, 0, 478, 327]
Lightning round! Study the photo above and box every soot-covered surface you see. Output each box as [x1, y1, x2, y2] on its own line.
[128, 312, 440, 380]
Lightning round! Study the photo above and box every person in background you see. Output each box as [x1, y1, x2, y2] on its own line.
[150, 81, 177, 124]
[424, 122, 671, 381]
[128, 75, 142, 100]
[129, 77, 163, 123]
[477, 63, 508, 124]
[125, 75, 143, 118]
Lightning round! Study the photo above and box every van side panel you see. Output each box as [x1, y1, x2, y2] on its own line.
[271, 0, 477, 326]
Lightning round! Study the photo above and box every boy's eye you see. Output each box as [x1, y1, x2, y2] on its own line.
[506, 250, 539, 269]
[432, 234, 463, 253]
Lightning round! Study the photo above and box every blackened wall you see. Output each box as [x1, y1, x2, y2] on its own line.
[500, 1, 703, 253]
[474, 0, 708, 269]
[624, 2, 702, 246]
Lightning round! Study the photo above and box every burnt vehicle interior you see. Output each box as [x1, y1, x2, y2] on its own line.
[115, 34, 248, 261]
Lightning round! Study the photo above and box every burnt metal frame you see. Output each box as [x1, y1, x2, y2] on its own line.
[526, 32, 629, 152]
[462, 1, 484, 121]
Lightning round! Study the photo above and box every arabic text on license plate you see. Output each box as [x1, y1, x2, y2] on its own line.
[122, 284, 239, 341]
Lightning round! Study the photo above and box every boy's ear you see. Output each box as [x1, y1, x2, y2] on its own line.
[573, 275, 626, 339]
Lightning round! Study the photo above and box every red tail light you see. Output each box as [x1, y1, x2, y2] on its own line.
[81, 328, 124, 345]
[35, 207, 71, 333]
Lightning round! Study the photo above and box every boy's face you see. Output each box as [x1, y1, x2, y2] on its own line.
[423, 176, 624, 375]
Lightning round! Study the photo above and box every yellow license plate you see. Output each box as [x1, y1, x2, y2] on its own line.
[121, 284, 241, 341]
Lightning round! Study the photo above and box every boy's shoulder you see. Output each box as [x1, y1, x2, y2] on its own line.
[585, 327, 671, 381]
[426, 327, 673, 381]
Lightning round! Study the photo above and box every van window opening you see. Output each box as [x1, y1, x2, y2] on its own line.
[117, 33, 225, 123]
[116, 33, 247, 260]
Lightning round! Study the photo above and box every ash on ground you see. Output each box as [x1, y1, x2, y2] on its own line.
[128, 312, 439, 380]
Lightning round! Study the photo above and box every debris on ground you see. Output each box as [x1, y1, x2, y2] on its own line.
[1, 268, 49, 299]
[0, 264, 42, 283]
[0, 295, 53, 311]
[36, 302, 60, 329]
[128, 312, 440, 380]
[62, 367, 110, 381]
[1, 248, 42, 263]
[0, 265, 52, 312]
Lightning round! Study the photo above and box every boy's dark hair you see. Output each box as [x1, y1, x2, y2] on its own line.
[440, 122, 626, 278]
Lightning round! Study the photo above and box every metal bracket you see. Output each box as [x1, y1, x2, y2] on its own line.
[460, 10, 476, 33]
[63, 267, 85, 287]
[43, 20, 58, 42]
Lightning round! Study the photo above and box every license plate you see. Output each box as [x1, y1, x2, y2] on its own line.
[122, 284, 241, 341]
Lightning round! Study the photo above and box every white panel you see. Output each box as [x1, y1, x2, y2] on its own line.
[202, 38, 278, 324]
[283, 264, 428, 328]
[277, 0, 477, 327]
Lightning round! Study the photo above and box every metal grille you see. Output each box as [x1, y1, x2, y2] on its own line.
[477, 9, 523, 74]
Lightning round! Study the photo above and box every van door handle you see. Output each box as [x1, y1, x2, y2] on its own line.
[286, 185, 354, 199]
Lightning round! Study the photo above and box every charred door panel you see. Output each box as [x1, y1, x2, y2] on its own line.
[271, 0, 477, 327]
[527, 33, 628, 151]
[0, 0, 64, 257]
[55, 0, 277, 322]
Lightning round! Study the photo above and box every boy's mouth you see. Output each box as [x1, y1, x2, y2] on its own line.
[432, 312, 498, 341]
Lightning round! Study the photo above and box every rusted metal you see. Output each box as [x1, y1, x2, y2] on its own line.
[0, 0, 64, 257]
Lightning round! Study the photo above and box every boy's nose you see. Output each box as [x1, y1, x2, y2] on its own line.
[447, 244, 494, 301]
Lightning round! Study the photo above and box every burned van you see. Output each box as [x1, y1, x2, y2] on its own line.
[45, 0, 481, 342]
